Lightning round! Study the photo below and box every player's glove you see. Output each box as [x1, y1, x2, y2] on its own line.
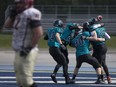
[44, 34, 49, 40]
[62, 40, 68, 46]
[9, 6, 17, 20]
[89, 48, 93, 51]
[60, 44, 66, 51]
[20, 47, 32, 57]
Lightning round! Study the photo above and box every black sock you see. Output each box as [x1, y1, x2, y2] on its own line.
[72, 74, 76, 80]
[97, 74, 102, 80]
[53, 65, 61, 74]
[101, 74, 104, 80]
[30, 83, 38, 87]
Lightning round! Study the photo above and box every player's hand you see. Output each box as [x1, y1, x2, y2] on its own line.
[100, 23, 105, 27]
[77, 26, 83, 29]
[62, 40, 68, 46]
[82, 36, 87, 39]
[9, 6, 17, 20]
[60, 44, 66, 51]
[20, 47, 32, 57]
[44, 34, 49, 40]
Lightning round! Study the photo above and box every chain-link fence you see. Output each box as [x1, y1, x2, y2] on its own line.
[2, 5, 116, 35]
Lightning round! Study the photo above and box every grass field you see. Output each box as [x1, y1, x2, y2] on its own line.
[0, 33, 116, 49]
[0, 33, 49, 49]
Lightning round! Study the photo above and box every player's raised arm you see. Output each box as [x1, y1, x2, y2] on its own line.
[4, 6, 17, 28]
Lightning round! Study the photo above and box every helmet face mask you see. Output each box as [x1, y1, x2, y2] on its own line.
[14, 1, 26, 13]
[53, 19, 64, 28]
[14, 0, 34, 13]
[83, 22, 89, 31]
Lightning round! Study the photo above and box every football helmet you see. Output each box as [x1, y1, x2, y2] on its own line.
[83, 22, 89, 28]
[83, 22, 89, 31]
[89, 18, 98, 25]
[53, 19, 64, 27]
[14, 0, 34, 13]
[97, 15, 103, 21]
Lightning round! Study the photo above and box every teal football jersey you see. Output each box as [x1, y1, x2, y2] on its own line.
[71, 31, 90, 57]
[61, 23, 78, 43]
[94, 27, 106, 45]
[47, 27, 63, 48]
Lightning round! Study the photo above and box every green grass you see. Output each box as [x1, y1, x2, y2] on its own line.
[0, 33, 48, 49]
[0, 33, 12, 49]
[0, 33, 116, 49]
[106, 36, 116, 49]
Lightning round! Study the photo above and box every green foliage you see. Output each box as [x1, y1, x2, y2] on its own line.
[35, 0, 72, 5]
[0, 0, 14, 27]
[35, 0, 116, 5]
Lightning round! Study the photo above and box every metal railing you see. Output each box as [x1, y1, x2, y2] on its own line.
[4, 5, 116, 35]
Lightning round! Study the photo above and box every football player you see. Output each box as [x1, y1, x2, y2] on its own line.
[83, 16, 111, 84]
[46, 19, 74, 84]
[4, 0, 43, 87]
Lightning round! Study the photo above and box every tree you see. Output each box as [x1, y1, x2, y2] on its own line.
[0, 0, 13, 28]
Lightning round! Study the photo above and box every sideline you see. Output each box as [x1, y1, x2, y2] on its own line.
[0, 48, 116, 54]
